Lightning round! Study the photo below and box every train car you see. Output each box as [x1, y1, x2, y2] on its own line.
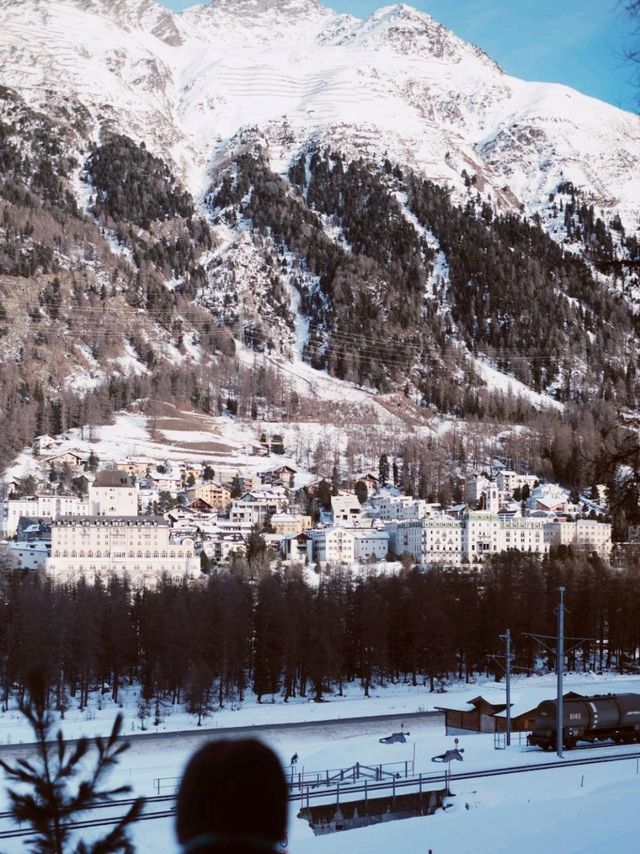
[528, 693, 640, 750]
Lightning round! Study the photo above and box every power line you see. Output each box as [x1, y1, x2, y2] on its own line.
[0, 299, 605, 364]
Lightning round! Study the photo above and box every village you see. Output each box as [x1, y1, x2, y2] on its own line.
[0, 429, 614, 587]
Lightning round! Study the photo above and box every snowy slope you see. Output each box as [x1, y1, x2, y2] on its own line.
[4, 672, 640, 852]
[0, 0, 638, 227]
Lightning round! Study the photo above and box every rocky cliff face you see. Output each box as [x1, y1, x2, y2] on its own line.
[0, 0, 638, 451]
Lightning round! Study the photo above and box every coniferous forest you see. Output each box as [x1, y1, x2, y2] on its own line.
[1, 81, 640, 516]
[2, 548, 639, 721]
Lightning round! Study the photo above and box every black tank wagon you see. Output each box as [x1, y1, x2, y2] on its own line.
[528, 693, 640, 750]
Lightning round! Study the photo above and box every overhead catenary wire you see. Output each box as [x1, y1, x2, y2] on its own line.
[0, 296, 596, 364]
[0, 322, 574, 380]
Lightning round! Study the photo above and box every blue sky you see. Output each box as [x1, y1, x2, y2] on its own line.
[160, 0, 638, 112]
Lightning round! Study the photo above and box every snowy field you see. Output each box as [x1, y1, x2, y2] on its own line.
[3, 400, 431, 493]
[3, 672, 640, 851]
[3, 670, 640, 747]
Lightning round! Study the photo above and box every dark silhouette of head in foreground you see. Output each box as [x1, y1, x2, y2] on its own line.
[176, 739, 288, 853]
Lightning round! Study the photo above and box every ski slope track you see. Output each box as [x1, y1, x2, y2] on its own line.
[0, 0, 638, 227]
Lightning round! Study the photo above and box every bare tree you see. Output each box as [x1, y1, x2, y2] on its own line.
[626, 1, 640, 99]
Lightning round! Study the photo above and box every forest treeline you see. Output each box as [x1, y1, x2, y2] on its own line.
[2, 548, 639, 721]
[212, 147, 638, 407]
[2, 86, 637, 424]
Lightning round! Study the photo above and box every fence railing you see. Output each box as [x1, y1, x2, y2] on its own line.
[288, 760, 414, 790]
[153, 776, 180, 796]
[493, 730, 531, 750]
[153, 759, 415, 796]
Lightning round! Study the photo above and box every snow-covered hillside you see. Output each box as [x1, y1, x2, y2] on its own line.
[0, 0, 638, 456]
[0, 0, 638, 228]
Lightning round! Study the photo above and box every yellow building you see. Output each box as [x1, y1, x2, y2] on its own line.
[186, 481, 232, 511]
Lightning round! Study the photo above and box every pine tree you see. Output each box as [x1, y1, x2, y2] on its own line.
[185, 662, 214, 726]
[0, 670, 143, 854]
[316, 480, 332, 511]
[354, 480, 368, 504]
[246, 526, 267, 564]
[378, 454, 390, 486]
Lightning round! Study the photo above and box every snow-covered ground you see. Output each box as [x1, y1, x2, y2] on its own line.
[2, 375, 445, 490]
[70, 725, 629, 853]
[472, 355, 564, 412]
[3, 673, 640, 850]
[2, 669, 638, 748]
[84, 731, 640, 853]
[3, 409, 293, 484]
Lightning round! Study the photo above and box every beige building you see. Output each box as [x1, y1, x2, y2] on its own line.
[2, 469, 140, 537]
[89, 470, 138, 516]
[7, 541, 50, 570]
[47, 516, 199, 587]
[259, 465, 297, 488]
[331, 494, 362, 526]
[116, 458, 153, 478]
[370, 495, 441, 522]
[496, 471, 538, 496]
[423, 516, 466, 562]
[387, 508, 548, 566]
[229, 489, 289, 527]
[497, 517, 547, 557]
[270, 513, 312, 535]
[186, 481, 232, 511]
[466, 476, 493, 505]
[545, 519, 612, 559]
[201, 535, 246, 564]
[309, 526, 389, 565]
[2, 494, 89, 537]
[181, 462, 204, 481]
[44, 451, 86, 470]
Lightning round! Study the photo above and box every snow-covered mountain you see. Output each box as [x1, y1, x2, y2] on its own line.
[0, 0, 638, 226]
[0, 0, 639, 472]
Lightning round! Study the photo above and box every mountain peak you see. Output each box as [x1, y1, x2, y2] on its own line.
[376, 3, 436, 19]
[208, 0, 324, 15]
[40, 0, 185, 44]
[343, 2, 500, 68]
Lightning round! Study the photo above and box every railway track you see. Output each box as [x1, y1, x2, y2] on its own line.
[521, 740, 638, 753]
[2, 747, 640, 840]
[0, 794, 173, 824]
[0, 806, 176, 840]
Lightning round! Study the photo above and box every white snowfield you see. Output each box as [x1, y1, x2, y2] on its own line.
[2, 672, 640, 852]
[0, 0, 638, 230]
[472, 355, 565, 412]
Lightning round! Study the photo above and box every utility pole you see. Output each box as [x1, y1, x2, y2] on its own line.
[488, 629, 517, 748]
[525, 588, 589, 758]
[556, 586, 566, 759]
[499, 629, 512, 746]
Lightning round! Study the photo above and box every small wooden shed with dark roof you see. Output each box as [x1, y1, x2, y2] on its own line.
[436, 689, 587, 735]
[435, 693, 508, 735]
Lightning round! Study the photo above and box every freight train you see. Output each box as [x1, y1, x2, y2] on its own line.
[528, 693, 640, 750]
